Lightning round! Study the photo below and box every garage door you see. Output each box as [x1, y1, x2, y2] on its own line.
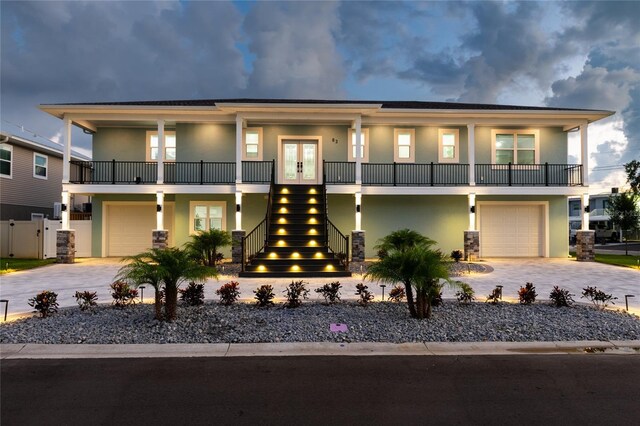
[479, 204, 544, 257]
[106, 203, 174, 256]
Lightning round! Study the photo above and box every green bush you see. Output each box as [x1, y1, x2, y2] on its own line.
[549, 286, 574, 307]
[28, 290, 59, 318]
[355, 283, 374, 306]
[110, 281, 138, 307]
[254, 284, 275, 307]
[216, 281, 240, 306]
[179, 282, 205, 306]
[74, 291, 98, 311]
[315, 281, 342, 304]
[284, 280, 309, 308]
[518, 283, 537, 305]
[450, 250, 463, 262]
[581, 286, 617, 310]
[486, 285, 503, 304]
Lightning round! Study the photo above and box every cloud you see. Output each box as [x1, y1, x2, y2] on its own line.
[243, 1, 345, 98]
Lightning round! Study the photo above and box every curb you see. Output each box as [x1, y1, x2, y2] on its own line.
[1, 340, 639, 359]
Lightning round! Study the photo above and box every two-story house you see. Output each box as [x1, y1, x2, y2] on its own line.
[40, 99, 612, 271]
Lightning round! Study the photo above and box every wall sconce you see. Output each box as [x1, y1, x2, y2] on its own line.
[236, 204, 241, 212]
[135, 177, 142, 184]
[61, 204, 68, 212]
[356, 205, 361, 213]
[470, 206, 475, 213]
[584, 206, 591, 213]
[156, 204, 162, 212]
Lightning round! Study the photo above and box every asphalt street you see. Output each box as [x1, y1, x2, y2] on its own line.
[2, 355, 639, 425]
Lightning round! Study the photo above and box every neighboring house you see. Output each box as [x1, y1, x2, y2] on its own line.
[39, 99, 612, 272]
[0, 124, 91, 221]
[569, 193, 638, 243]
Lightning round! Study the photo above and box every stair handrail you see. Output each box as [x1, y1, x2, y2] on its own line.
[241, 159, 275, 272]
[323, 164, 350, 269]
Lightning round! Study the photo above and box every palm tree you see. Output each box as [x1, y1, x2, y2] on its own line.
[117, 254, 164, 320]
[184, 229, 232, 267]
[117, 247, 216, 321]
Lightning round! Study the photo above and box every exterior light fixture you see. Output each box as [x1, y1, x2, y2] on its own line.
[61, 204, 68, 212]
[584, 206, 591, 213]
[470, 206, 475, 213]
[356, 205, 361, 213]
[236, 204, 241, 212]
[156, 204, 162, 212]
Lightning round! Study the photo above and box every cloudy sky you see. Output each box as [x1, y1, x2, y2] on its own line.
[1, 1, 638, 193]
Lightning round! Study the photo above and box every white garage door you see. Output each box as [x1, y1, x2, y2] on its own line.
[106, 203, 174, 257]
[479, 204, 544, 257]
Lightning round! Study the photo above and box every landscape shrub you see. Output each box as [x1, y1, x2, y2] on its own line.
[455, 282, 475, 304]
[549, 286, 574, 307]
[431, 290, 443, 307]
[284, 280, 309, 308]
[216, 281, 241, 306]
[110, 281, 139, 307]
[74, 291, 98, 311]
[28, 290, 59, 318]
[518, 283, 537, 305]
[254, 284, 275, 307]
[315, 281, 342, 304]
[450, 250, 463, 262]
[179, 282, 205, 306]
[486, 285, 503, 304]
[355, 283, 374, 306]
[581, 286, 617, 310]
[388, 285, 406, 302]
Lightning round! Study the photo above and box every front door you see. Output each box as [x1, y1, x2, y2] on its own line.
[282, 140, 319, 184]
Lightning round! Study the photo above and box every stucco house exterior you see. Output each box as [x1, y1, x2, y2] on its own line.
[1, 124, 90, 221]
[39, 99, 612, 270]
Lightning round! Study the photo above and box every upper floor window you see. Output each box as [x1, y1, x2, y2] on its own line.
[394, 129, 415, 163]
[438, 129, 459, 163]
[189, 201, 226, 234]
[348, 128, 369, 162]
[243, 128, 263, 161]
[33, 153, 48, 179]
[491, 129, 539, 165]
[146, 131, 176, 162]
[0, 144, 12, 178]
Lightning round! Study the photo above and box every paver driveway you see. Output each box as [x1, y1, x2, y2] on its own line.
[1, 257, 638, 319]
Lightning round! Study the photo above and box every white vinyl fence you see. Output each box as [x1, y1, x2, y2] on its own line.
[0, 219, 92, 259]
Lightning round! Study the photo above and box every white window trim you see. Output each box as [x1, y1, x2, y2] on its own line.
[33, 152, 48, 180]
[1, 143, 13, 179]
[347, 128, 369, 163]
[189, 201, 227, 235]
[438, 128, 460, 163]
[146, 130, 176, 162]
[491, 129, 540, 165]
[242, 127, 264, 161]
[393, 128, 415, 163]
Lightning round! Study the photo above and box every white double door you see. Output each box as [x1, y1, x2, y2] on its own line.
[281, 140, 319, 184]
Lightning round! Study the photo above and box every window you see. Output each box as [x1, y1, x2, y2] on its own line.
[146, 131, 176, 161]
[189, 201, 226, 234]
[347, 128, 369, 162]
[438, 129, 459, 163]
[243, 128, 263, 161]
[491, 129, 539, 165]
[33, 153, 48, 179]
[0, 144, 12, 178]
[31, 213, 44, 221]
[394, 129, 415, 163]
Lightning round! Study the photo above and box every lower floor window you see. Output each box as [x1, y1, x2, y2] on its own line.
[190, 201, 226, 233]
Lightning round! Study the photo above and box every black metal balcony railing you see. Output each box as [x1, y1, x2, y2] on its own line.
[474, 163, 583, 186]
[70, 160, 274, 185]
[324, 161, 356, 184]
[362, 162, 469, 186]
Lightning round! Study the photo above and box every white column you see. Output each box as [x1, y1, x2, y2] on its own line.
[580, 123, 589, 186]
[354, 115, 362, 185]
[582, 192, 590, 231]
[467, 124, 475, 186]
[156, 191, 164, 230]
[62, 115, 72, 184]
[61, 190, 70, 230]
[236, 115, 243, 184]
[468, 193, 476, 231]
[235, 191, 242, 230]
[355, 192, 362, 231]
[156, 119, 165, 184]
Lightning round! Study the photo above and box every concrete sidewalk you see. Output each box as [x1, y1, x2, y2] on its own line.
[1, 257, 638, 318]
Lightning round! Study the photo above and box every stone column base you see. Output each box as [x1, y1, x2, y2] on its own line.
[463, 230, 480, 261]
[56, 230, 75, 264]
[152, 230, 169, 249]
[231, 230, 246, 264]
[576, 230, 595, 261]
[351, 231, 365, 262]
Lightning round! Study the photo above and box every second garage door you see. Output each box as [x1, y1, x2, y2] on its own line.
[479, 204, 544, 257]
[106, 203, 174, 257]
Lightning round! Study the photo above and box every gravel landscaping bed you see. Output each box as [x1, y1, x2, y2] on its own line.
[1, 301, 638, 344]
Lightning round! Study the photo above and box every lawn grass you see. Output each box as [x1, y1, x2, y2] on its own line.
[570, 252, 640, 269]
[0, 258, 56, 274]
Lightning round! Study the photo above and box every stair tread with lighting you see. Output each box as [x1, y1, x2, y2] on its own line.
[240, 183, 351, 278]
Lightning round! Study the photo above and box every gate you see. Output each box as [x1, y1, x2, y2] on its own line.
[0, 220, 43, 258]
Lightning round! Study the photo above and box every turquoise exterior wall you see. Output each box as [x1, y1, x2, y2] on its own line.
[175, 123, 235, 162]
[93, 127, 151, 161]
[474, 126, 567, 164]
